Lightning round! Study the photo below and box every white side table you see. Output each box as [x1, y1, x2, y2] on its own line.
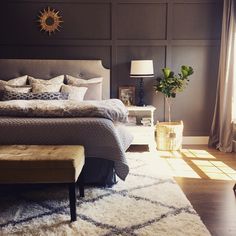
[125, 105, 156, 145]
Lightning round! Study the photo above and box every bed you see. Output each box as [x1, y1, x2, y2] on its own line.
[0, 59, 133, 186]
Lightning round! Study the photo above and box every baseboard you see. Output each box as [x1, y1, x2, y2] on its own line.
[182, 136, 209, 145]
[182, 137, 236, 149]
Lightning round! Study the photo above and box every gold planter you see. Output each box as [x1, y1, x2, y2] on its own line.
[156, 121, 184, 150]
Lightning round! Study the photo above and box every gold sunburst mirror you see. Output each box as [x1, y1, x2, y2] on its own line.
[38, 7, 63, 35]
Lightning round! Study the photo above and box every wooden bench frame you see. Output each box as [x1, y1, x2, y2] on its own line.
[0, 145, 85, 222]
[69, 168, 85, 221]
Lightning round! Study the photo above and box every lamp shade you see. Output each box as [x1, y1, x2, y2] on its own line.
[130, 60, 154, 78]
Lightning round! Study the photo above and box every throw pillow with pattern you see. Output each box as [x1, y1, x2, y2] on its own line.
[2, 91, 68, 101]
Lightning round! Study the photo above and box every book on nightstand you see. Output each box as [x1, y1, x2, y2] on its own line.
[141, 117, 152, 126]
[127, 116, 137, 126]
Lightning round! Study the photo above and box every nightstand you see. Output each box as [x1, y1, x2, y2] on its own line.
[125, 105, 156, 145]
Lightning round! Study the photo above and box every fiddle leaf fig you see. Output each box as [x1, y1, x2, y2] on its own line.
[154, 65, 194, 121]
[162, 68, 171, 78]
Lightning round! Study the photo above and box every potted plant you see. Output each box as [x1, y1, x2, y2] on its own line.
[154, 65, 194, 150]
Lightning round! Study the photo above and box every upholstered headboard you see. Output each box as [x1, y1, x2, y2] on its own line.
[0, 59, 110, 99]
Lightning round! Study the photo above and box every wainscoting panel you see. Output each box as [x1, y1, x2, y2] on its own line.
[171, 45, 220, 136]
[173, 2, 222, 40]
[117, 3, 167, 40]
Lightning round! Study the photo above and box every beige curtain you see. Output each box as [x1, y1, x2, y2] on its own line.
[209, 0, 236, 152]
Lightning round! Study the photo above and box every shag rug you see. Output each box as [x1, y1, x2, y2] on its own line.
[0, 152, 211, 236]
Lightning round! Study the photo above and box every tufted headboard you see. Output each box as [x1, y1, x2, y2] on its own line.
[0, 59, 110, 99]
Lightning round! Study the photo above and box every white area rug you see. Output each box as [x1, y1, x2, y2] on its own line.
[0, 152, 211, 236]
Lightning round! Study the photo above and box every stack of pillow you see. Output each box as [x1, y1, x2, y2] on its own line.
[0, 75, 103, 101]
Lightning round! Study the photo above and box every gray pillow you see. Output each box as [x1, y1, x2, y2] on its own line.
[61, 84, 87, 101]
[66, 75, 103, 100]
[1, 91, 68, 101]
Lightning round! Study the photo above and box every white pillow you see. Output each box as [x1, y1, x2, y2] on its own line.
[4, 85, 32, 93]
[32, 83, 62, 93]
[61, 84, 87, 101]
[0, 75, 28, 86]
[66, 75, 103, 100]
[28, 75, 64, 85]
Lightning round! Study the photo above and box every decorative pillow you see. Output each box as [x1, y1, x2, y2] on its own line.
[28, 75, 64, 85]
[32, 83, 62, 93]
[0, 75, 28, 86]
[2, 91, 68, 101]
[66, 75, 103, 100]
[61, 84, 87, 101]
[4, 85, 32, 93]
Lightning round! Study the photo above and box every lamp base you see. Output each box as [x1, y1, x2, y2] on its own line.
[137, 78, 145, 106]
[137, 101, 145, 107]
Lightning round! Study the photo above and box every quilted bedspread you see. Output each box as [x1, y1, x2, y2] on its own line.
[0, 100, 132, 180]
[0, 99, 128, 123]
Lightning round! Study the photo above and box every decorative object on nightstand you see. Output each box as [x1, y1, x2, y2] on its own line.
[119, 86, 135, 106]
[130, 60, 154, 106]
[154, 65, 194, 150]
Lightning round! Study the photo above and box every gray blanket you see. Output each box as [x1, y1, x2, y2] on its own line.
[0, 99, 128, 123]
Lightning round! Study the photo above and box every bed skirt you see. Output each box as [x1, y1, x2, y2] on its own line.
[84, 157, 117, 187]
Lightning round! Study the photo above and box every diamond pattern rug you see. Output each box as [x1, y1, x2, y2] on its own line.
[0, 152, 211, 236]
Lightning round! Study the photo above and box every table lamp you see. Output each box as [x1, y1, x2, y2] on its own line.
[130, 60, 154, 106]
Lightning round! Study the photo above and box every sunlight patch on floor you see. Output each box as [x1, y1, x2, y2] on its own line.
[158, 149, 236, 181]
[182, 149, 216, 159]
[166, 158, 200, 178]
[192, 160, 236, 180]
[180, 149, 196, 158]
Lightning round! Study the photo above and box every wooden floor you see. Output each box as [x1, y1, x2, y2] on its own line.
[162, 145, 236, 236]
[175, 177, 236, 236]
[129, 144, 236, 236]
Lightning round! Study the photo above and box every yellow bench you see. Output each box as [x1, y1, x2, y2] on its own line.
[0, 145, 85, 222]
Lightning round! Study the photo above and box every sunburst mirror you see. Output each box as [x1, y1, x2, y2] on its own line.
[38, 7, 63, 35]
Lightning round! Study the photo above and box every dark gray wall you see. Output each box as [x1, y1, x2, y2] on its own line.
[0, 0, 222, 136]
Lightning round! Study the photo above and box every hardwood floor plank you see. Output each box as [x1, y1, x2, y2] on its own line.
[175, 178, 236, 236]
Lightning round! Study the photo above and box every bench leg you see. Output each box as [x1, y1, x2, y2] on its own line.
[78, 168, 85, 197]
[69, 182, 77, 222]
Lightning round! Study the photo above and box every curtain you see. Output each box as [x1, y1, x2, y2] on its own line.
[209, 0, 236, 152]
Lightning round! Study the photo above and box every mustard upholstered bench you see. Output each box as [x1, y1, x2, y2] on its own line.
[0, 145, 85, 222]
